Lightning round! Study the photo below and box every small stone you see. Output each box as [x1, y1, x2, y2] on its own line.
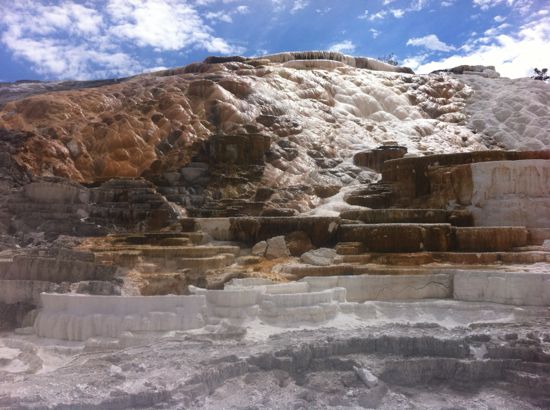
[353, 366, 379, 388]
[504, 333, 518, 341]
[180, 167, 207, 182]
[301, 248, 337, 266]
[251, 241, 267, 256]
[66, 139, 81, 158]
[265, 236, 290, 259]
[285, 231, 314, 256]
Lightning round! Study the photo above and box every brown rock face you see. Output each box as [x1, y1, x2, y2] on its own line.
[285, 230, 314, 256]
[353, 145, 407, 172]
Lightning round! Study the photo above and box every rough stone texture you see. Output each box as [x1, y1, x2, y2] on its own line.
[455, 227, 528, 252]
[265, 236, 291, 259]
[454, 271, 550, 306]
[189, 217, 339, 246]
[0, 255, 116, 283]
[34, 293, 206, 341]
[337, 223, 452, 252]
[251, 240, 267, 256]
[210, 134, 271, 167]
[381, 150, 550, 207]
[302, 274, 452, 302]
[469, 160, 550, 227]
[300, 248, 338, 266]
[341, 208, 449, 224]
[353, 145, 407, 172]
[285, 230, 314, 257]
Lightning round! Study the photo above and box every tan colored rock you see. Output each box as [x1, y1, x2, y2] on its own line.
[251, 241, 267, 256]
[265, 236, 290, 259]
[285, 231, 314, 256]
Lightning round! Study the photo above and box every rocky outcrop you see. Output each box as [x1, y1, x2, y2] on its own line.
[255, 51, 415, 73]
[0, 248, 119, 329]
[34, 293, 206, 340]
[5, 177, 180, 239]
[185, 216, 339, 246]
[432, 64, 500, 78]
[454, 270, 550, 306]
[349, 151, 550, 229]
[353, 144, 407, 172]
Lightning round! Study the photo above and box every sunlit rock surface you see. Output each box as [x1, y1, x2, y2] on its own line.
[1, 53, 550, 409]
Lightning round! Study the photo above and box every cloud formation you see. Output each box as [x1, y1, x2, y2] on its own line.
[409, 16, 550, 78]
[407, 34, 456, 52]
[0, 0, 245, 79]
[328, 40, 356, 53]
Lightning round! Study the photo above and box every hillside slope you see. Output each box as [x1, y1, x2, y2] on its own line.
[0, 53, 548, 214]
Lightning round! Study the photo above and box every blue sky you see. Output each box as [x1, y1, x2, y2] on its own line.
[0, 0, 548, 82]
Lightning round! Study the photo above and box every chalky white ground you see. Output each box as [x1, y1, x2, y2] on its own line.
[1, 297, 550, 409]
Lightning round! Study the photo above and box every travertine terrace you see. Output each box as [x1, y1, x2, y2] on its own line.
[0, 53, 549, 409]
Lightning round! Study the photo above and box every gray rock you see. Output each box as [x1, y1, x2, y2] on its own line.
[66, 140, 81, 158]
[300, 248, 337, 266]
[356, 384, 388, 408]
[265, 236, 290, 259]
[163, 172, 181, 185]
[251, 241, 267, 256]
[354, 366, 379, 388]
[180, 167, 207, 182]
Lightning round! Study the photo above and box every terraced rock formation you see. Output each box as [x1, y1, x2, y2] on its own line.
[0, 54, 549, 409]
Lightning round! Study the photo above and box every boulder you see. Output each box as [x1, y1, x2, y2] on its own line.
[301, 248, 337, 266]
[285, 231, 314, 256]
[251, 240, 267, 256]
[353, 145, 407, 172]
[265, 236, 290, 259]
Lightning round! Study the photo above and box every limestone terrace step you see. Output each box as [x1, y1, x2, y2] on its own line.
[528, 228, 550, 245]
[337, 223, 452, 252]
[300, 273, 452, 302]
[341, 251, 550, 265]
[454, 227, 528, 252]
[90, 245, 240, 258]
[454, 270, 550, 306]
[185, 216, 340, 246]
[339, 209, 473, 226]
[338, 224, 530, 253]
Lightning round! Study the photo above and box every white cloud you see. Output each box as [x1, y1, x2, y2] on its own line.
[370, 28, 381, 39]
[410, 0, 429, 11]
[494, 15, 506, 22]
[390, 9, 405, 18]
[369, 11, 388, 20]
[106, 0, 237, 52]
[473, 0, 534, 14]
[357, 10, 369, 19]
[328, 40, 356, 53]
[401, 54, 428, 71]
[206, 11, 233, 22]
[484, 23, 510, 36]
[0, 0, 245, 80]
[414, 16, 550, 78]
[361, 0, 429, 21]
[316, 7, 331, 15]
[407, 34, 456, 52]
[290, 0, 309, 14]
[205, 4, 249, 22]
[441, 1, 455, 6]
